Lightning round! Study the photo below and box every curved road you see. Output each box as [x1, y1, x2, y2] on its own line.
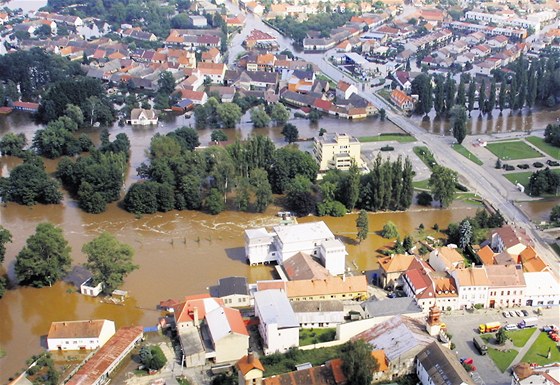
[227, 5, 560, 272]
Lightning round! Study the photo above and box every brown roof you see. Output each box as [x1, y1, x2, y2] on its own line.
[453, 267, 490, 287]
[66, 326, 143, 385]
[486, 264, 526, 287]
[519, 246, 548, 272]
[378, 254, 415, 273]
[477, 245, 495, 265]
[286, 275, 367, 298]
[197, 62, 226, 75]
[48, 320, 110, 340]
[263, 364, 336, 385]
[237, 353, 265, 375]
[282, 252, 330, 281]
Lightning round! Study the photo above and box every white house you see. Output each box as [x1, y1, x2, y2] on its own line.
[429, 247, 465, 272]
[451, 267, 490, 309]
[254, 290, 299, 355]
[47, 319, 116, 351]
[523, 271, 560, 307]
[210, 276, 252, 308]
[416, 342, 476, 385]
[205, 306, 249, 363]
[336, 80, 358, 100]
[79, 277, 104, 297]
[244, 221, 347, 275]
[486, 264, 526, 308]
[291, 300, 344, 328]
[128, 108, 158, 125]
[490, 226, 528, 256]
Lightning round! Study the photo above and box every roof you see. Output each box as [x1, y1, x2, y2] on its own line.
[452, 267, 490, 287]
[285, 275, 368, 298]
[215, 276, 249, 297]
[13, 101, 39, 110]
[282, 252, 330, 281]
[254, 289, 299, 329]
[237, 354, 265, 375]
[362, 297, 422, 318]
[48, 320, 112, 340]
[486, 264, 526, 287]
[493, 225, 525, 249]
[290, 300, 343, 313]
[417, 342, 476, 385]
[206, 306, 248, 341]
[519, 246, 548, 272]
[263, 364, 337, 385]
[130, 108, 156, 120]
[477, 245, 495, 265]
[66, 326, 143, 385]
[523, 271, 560, 298]
[391, 89, 414, 105]
[197, 62, 226, 75]
[352, 315, 433, 362]
[337, 80, 353, 92]
[431, 247, 464, 269]
[273, 222, 334, 245]
[378, 254, 415, 273]
[173, 294, 224, 324]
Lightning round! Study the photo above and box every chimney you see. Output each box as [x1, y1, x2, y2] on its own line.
[248, 351, 254, 364]
[193, 306, 199, 325]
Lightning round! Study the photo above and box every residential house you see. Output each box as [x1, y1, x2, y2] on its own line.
[303, 37, 336, 52]
[281, 252, 330, 281]
[208, 86, 236, 103]
[197, 62, 227, 83]
[518, 246, 549, 273]
[477, 245, 496, 265]
[245, 29, 276, 49]
[490, 226, 530, 256]
[394, 71, 412, 93]
[201, 47, 222, 63]
[352, 315, 434, 377]
[47, 319, 116, 351]
[336, 80, 357, 100]
[12, 101, 40, 112]
[487, 35, 509, 49]
[263, 363, 339, 385]
[486, 264, 526, 308]
[189, 15, 208, 28]
[472, 44, 492, 58]
[429, 247, 465, 272]
[285, 69, 315, 94]
[121, 28, 157, 42]
[176, 89, 208, 105]
[416, 342, 476, 385]
[377, 253, 415, 289]
[291, 300, 344, 328]
[172, 98, 194, 113]
[237, 353, 265, 385]
[127, 108, 158, 125]
[390, 89, 415, 111]
[0, 13, 9, 25]
[361, 296, 423, 319]
[204, 306, 249, 363]
[173, 294, 225, 330]
[511, 363, 560, 385]
[254, 289, 299, 355]
[450, 267, 490, 309]
[244, 221, 346, 275]
[523, 271, 560, 307]
[420, 8, 445, 24]
[80, 278, 104, 297]
[209, 276, 252, 308]
[313, 133, 364, 173]
[65, 326, 143, 385]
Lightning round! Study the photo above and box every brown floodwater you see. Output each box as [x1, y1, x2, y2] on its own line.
[412, 106, 560, 135]
[0, 111, 479, 381]
[518, 198, 560, 223]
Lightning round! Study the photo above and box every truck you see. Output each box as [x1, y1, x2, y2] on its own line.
[479, 321, 501, 333]
[518, 317, 538, 329]
[473, 336, 488, 355]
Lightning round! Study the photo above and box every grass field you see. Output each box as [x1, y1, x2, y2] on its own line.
[503, 171, 533, 188]
[508, 328, 537, 348]
[359, 134, 416, 143]
[413, 146, 438, 169]
[521, 332, 560, 366]
[452, 144, 484, 165]
[486, 141, 543, 160]
[526, 137, 560, 160]
[487, 347, 519, 372]
[299, 328, 336, 346]
[413, 179, 431, 191]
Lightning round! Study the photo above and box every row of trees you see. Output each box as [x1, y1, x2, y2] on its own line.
[446, 209, 505, 248]
[527, 167, 560, 196]
[0, 226, 12, 298]
[11, 222, 136, 294]
[269, 12, 354, 46]
[544, 123, 560, 148]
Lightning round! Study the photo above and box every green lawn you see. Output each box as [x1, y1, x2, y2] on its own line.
[452, 144, 483, 165]
[526, 137, 560, 160]
[508, 328, 537, 348]
[486, 141, 543, 160]
[299, 328, 336, 346]
[487, 347, 519, 372]
[521, 332, 560, 366]
[503, 171, 533, 188]
[359, 134, 416, 143]
[413, 179, 430, 191]
[413, 146, 438, 169]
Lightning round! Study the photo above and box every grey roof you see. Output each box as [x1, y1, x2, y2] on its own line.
[417, 342, 476, 385]
[254, 289, 298, 329]
[361, 297, 422, 318]
[280, 90, 316, 106]
[291, 300, 343, 313]
[178, 326, 205, 356]
[273, 221, 334, 245]
[215, 276, 248, 297]
[282, 252, 330, 281]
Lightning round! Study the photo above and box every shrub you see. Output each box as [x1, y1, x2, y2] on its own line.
[417, 191, 433, 206]
[474, 303, 484, 309]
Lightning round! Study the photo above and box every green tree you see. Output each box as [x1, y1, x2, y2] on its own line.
[0, 226, 12, 265]
[286, 174, 315, 216]
[169, 126, 200, 150]
[83, 232, 137, 294]
[381, 221, 399, 239]
[444, 73, 456, 114]
[456, 78, 466, 107]
[250, 106, 271, 128]
[124, 182, 159, 214]
[341, 340, 379, 385]
[478, 80, 486, 115]
[281, 123, 299, 143]
[251, 168, 272, 213]
[235, 178, 251, 211]
[411, 73, 433, 115]
[64, 104, 84, 128]
[158, 71, 176, 96]
[459, 219, 472, 249]
[550, 205, 560, 223]
[216, 103, 242, 128]
[379, 108, 386, 121]
[270, 103, 290, 125]
[211, 129, 228, 142]
[342, 163, 360, 210]
[467, 81, 476, 116]
[139, 345, 167, 371]
[429, 165, 458, 208]
[2, 162, 62, 205]
[0, 132, 27, 156]
[486, 80, 496, 113]
[78, 181, 107, 214]
[15, 223, 71, 287]
[496, 327, 508, 345]
[403, 235, 413, 251]
[356, 209, 369, 243]
[451, 105, 467, 144]
[498, 82, 507, 112]
[205, 187, 225, 214]
[433, 75, 445, 116]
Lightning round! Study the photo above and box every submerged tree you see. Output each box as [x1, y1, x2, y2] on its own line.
[356, 210, 369, 243]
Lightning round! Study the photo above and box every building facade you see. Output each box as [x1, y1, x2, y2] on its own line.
[313, 133, 363, 172]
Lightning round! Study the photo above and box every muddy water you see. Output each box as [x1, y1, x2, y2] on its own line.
[518, 199, 560, 223]
[0, 111, 471, 381]
[412, 106, 560, 135]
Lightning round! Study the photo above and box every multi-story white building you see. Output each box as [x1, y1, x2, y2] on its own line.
[465, 10, 551, 32]
[313, 133, 363, 172]
[47, 319, 116, 351]
[451, 267, 490, 309]
[244, 221, 347, 275]
[254, 290, 299, 355]
[523, 271, 560, 307]
[486, 264, 526, 308]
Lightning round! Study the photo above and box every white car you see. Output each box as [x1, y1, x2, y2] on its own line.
[505, 324, 518, 331]
[515, 310, 523, 317]
[509, 311, 517, 317]
[503, 311, 510, 318]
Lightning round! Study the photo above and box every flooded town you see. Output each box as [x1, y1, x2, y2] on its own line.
[0, 0, 559, 384]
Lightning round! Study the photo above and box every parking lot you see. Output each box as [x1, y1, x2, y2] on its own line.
[442, 307, 560, 385]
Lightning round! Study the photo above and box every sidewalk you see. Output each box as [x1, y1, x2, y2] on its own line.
[508, 328, 540, 368]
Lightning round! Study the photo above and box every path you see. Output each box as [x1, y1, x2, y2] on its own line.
[509, 329, 541, 368]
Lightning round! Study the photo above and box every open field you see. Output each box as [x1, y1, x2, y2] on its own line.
[487, 347, 518, 372]
[508, 328, 537, 348]
[521, 332, 560, 366]
[486, 141, 543, 160]
[526, 137, 560, 160]
[299, 328, 336, 346]
[359, 134, 416, 143]
[452, 144, 484, 165]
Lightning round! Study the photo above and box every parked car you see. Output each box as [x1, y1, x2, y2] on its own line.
[503, 311, 510, 318]
[505, 324, 518, 331]
[521, 310, 529, 316]
[546, 160, 559, 166]
[515, 310, 523, 317]
[533, 162, 544, 168]
[509, 311, 517, 317]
